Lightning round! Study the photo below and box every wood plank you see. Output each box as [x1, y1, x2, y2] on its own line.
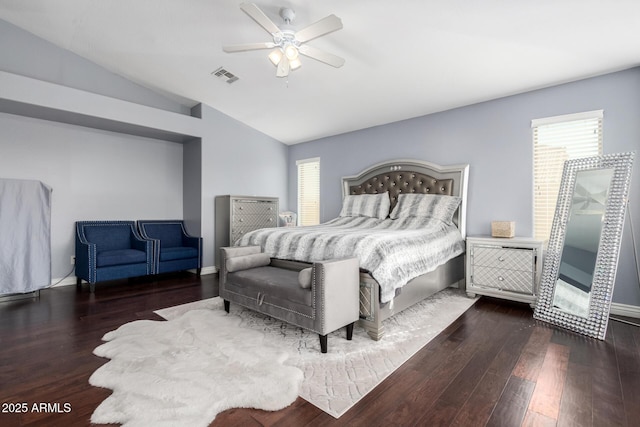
[338, 308, 490, 426]
[412, 305, 526, 425]
[521, 410, 557, 427]
[512, 326, 553, 381]
[587, 326, 627, 427]
[611, 319, 640, 425]
[345, 306, 504, 426]
[557, 362, 592, 427]
[526, 342, 571, 420]
[486, 376, 535, 427]
[451, 316, 535, 426]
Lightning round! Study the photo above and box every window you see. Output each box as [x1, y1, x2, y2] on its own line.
[532, 110, 603, 241]
[297, 157, 320, 226]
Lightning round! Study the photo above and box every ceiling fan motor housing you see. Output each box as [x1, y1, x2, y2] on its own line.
[279, 7, 295, 24]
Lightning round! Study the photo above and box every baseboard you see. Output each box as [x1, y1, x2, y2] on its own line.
[0, 291, 40, 302]
[51, 276, 77, 288]
[203, 266, 218, 275]
[610, 302, 640, 319]
[188, 266, 217, 275]
[51, 266, 220, 288]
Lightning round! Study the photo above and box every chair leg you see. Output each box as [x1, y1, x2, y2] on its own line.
[224, 300, 230, 313]
[346, 322, 355, 340]
[196, 268, 201, 277]
[89, 283, 95, 293]
[319, 334, 328, 353]
[76, 277, 81, 290]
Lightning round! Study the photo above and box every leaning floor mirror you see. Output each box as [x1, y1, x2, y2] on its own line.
[534, 152, 635, 340]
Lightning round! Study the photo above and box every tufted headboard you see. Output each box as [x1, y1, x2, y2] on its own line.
[341, 159, 469, 237]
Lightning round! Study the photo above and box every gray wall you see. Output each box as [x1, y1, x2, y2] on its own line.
[288, 68, 640, 306]
[0, 19, 190, 114]
[1, 19, 289, 280]
[197, 104, 288, 268]
[0, 113, 184, 280]
[0, 19, 192, 281]
[183, 137, 203, 236]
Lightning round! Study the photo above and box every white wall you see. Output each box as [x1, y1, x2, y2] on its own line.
[0, 113, 184, 280]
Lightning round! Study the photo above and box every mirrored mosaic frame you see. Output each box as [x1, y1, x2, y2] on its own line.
[533, 152, 635, 340]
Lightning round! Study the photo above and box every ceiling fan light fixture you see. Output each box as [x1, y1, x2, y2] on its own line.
[284, 44, 298, 60]
[290, 57, 302, 70]
[268, 48, 283, 66]
[270, 46, 300, 71]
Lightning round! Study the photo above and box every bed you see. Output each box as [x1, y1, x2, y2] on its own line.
[236, 159, 469, 340]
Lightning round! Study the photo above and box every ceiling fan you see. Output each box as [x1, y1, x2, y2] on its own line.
[223, 3, 345, 78]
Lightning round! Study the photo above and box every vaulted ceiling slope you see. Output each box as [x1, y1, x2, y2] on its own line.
[2, 1, 640, 145]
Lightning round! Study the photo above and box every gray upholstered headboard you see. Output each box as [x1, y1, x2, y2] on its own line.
[341, 159, 469, 237]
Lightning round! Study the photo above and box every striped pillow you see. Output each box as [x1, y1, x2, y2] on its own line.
[339, 192, 391, 219]
[390, 194, 461, 224]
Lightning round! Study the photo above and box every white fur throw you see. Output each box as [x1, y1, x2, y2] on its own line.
[90, 309, 303, 427]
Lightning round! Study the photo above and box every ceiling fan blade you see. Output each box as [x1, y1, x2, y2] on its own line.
[298, 45, 345, 68]
[295, 14, 343, 43]
[240, 3, 281, 35]
[276, 55, 290, 77]
[223, 42, 276, 52]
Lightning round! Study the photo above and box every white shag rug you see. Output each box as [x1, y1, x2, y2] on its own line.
[90, 287, 477, 425]
[89, 309, 304, 427]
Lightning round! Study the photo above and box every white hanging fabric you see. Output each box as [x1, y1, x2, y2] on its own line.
[0, 178, 52, 295]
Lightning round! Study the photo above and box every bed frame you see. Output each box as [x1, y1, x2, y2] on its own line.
[341, 159, 469, 340]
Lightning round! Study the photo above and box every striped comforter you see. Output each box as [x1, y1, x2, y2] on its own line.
[235, 216, 465, 303]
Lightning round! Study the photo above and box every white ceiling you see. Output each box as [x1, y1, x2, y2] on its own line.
[2, 0, 640, 145]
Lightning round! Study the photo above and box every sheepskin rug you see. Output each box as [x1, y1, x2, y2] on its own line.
[89, 309, 303, 427]
[89, 288, 477, 424]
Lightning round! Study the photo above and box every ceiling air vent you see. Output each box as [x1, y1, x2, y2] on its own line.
[212, 67, 239, 84]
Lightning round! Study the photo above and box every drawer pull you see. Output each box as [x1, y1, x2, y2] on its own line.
[268, 218, 273, 222]
[498, 276, 505, 281]
[239, 219, 243, 222]
[239, 206, 243, 210]
[498, 256, 505, 262]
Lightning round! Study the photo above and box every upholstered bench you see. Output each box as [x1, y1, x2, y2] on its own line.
[220, 246, 360, 353]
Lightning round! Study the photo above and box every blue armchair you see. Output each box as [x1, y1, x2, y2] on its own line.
[137, 220, 202, 276]
[75, 221, 154, 292]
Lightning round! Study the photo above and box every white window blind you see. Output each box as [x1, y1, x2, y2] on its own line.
[532, 110, 603, 241]
[297, 158, 320, 226]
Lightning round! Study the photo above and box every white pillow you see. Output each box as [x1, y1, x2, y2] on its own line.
[339, 192, 390, 219]
[390, 194, 461, 224]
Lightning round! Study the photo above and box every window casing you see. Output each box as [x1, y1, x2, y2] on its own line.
[297, 158, 320, 226]
[532, 110, 603, 241]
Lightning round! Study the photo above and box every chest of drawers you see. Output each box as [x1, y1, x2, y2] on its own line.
[215, 195, 278, 268]
[466, 236, 544, 305]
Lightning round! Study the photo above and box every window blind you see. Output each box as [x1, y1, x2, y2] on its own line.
[532, 111, 603, 241]
[297, 158, 320, 226]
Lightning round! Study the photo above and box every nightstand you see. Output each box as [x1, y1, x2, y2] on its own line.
[466, 236, 544, 306]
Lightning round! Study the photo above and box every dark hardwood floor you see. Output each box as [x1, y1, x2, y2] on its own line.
[1, 274, 639, 426]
